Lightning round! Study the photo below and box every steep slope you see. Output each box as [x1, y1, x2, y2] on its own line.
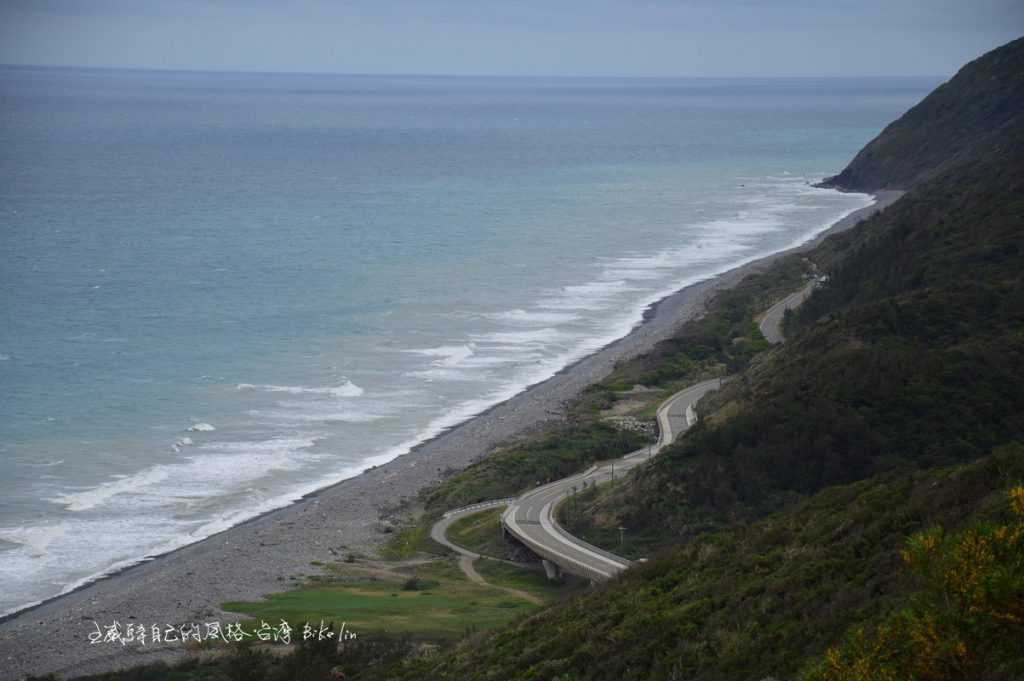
[57, 37, 1024, 681]
[366, 37, 1024, 681]
[573, 145, 1024, 549]
[369, 448, 1024, 681]
[821, 36, 1024, 191]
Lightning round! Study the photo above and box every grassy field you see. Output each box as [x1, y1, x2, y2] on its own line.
[222, 506, 580, 649]
[379, 519, 449, 560]
[221, 558, 541, 643]
[445, 508, 587, 600]
[475, 559, 584, 601]
[446, 507, 509, 558]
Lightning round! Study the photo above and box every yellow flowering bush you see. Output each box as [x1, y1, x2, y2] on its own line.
[806, 486, 1024, 681]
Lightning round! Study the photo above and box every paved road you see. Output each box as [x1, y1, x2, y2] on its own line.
[500, 378, 723, 581]
[430, 500, 509, 584]
[759, 281, 816, 344]
[429, 499, 545, 604]
[758, 191, 905, 344]
[441, 195, 907, 582]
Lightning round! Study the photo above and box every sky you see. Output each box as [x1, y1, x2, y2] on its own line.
[1, 0, 1022, 78]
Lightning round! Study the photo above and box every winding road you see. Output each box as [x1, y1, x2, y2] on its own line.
[758, 191, 904, 345]
[434, 278, 808, 583]
[429, 499, 546, 604]
[758, 280, 816, 344]
[497, 378, 722, 581]
[429, 196, 901, 585]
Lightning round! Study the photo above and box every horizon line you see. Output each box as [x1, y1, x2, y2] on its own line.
[0, 62, 947, 81]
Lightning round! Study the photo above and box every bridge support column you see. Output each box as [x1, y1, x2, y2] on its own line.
[541, 559, 561, 581]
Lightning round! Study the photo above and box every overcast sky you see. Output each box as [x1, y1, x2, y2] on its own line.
[1, 0, 1022, 78]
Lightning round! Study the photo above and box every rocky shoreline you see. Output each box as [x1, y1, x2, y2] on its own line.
[0, 190, 902, 680]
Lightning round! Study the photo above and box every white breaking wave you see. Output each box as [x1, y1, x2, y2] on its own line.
[601, 267, 666, 281]
[407, 348, 544, 381]
[49, 467, 172, 512]
[407, 367, 493, 382]
[405, 344, 477, 367]
[563, 279, 631, 294]
[237, 381, 364, 398]
[26, 459, 65, 468]
[488, 309, 580, 324]
[536, 279, 639, 311]
[2, 173, 877, 620]
[0, 524, 67, 558]
[460, 353, 542, 368]
[248, 407, 392, 424]
[473, 328, 567, 345]
[48, 435, 322, 513]
[187, 422, 216, 432]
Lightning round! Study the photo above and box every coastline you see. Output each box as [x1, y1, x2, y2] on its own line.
[0, 189, 904, 680]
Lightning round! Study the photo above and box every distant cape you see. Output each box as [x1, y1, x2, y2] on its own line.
[820, 35, 1024, 192]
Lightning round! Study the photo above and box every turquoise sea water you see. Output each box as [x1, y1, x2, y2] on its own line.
[0, 68, 936, 615]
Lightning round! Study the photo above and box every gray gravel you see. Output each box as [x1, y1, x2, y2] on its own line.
[0, 191, 902, 680]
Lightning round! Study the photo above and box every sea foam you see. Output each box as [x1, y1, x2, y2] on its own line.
[237, 381, 364, 398]
[406, 344, 477, 367]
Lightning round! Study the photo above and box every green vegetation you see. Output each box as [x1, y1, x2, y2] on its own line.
[447, 507, 509, 558]
[59, 34, 1024, 681]
[557, 481, 651, 559]
[31, 635, 412, 681]
[576, 255, 804, 406]
[55, 451, 1024, 681]
[805, 484, 1024, 681]
[419, 423, 648, 520]
[364, 36, 1024, 680]
[222, 558, 539, 643]
[381, 422, 647, 561]
[475, 560, 580, 602]
[568, 145, 1024, 553]
[366, 448, 1024, 681]
[385, 242, 809, 565]
[380, 517, 449, 560]
[822, 36, 1024, 191]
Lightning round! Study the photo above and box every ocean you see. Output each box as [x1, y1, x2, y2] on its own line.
[0, 67, 936, 616]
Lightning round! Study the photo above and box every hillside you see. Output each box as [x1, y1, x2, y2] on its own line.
[369, 37, 1024, 680]
[47, 36, 1024, 681]
[565, 37, 1024, 553]
[389, 36, 1024, 680]
[821, 36, 1024, 191]
[368, 449, 1024, 681]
